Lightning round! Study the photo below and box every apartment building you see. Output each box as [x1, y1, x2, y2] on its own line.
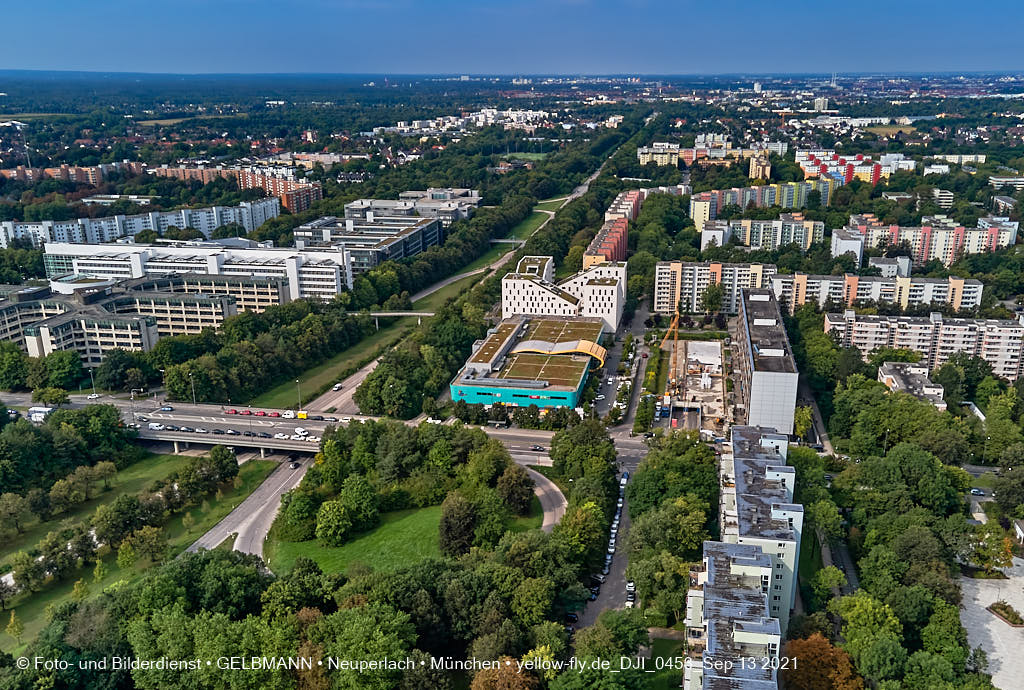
[0, 160, 147, 185]
[344, 188, 481, 226]
[149, 165, 324, 212]
[584, 217, 629, 268]
[684, 541, 781, 690]
[989, 176, 1024, 191]
[868, 255, 912, 277]
[736, 291, 799, 434]
[825, 310, 1024, 381]
[797, 150, 915, 184]
[831, 213, 1019, 267]
[294, 215, 443, 277]
[690, 180, 839, 231]
[501, 256, 626, 331]
[43, 242, 351, 300]
[701, 213, 825, 252]
[878, 361, 947, 411]
[0, 198, 280, 248]
[653, 262, 777, 315]
[749, 154, 771, 180]
[638, 137, 786, 168]
[934, 154, 986, 165]
[637, 142, 681, 166]
[770, 273, 982, 312]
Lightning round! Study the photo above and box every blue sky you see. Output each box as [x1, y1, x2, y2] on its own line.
[8, 0, 1024, 74]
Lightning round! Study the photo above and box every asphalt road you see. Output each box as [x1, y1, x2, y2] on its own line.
[579, 483, 633, 627]
[306, 357, 379, 413]
[186, 456, 311, 558]
[523, 467, 566, 533]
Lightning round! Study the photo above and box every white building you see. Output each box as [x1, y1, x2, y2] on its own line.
[736, 291, 799, 435]
[501, 256, 626, 332]
[878, 361, 947, 411]
[0, 198, 279, 248]
[42, 241, 351, 301]
[701, 214, 824, 252]
[653, 261, 777, 315]
[344, 188, 481, 227]
[825, 310, 1024, 381]
[868, 255, 912, 277]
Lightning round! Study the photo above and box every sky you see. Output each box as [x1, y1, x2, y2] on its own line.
[6, 0, 1024, 75]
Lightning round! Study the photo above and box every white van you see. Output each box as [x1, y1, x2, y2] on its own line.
[294, 427, 308, 436]
[148, 422, 165, 431]
[281, 410, 296, 419]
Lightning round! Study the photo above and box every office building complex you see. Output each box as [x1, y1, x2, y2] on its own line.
[736, 291, 799, 435]
[690, 181, 839, 231]
[878, 361, 947, 411]
[449, 316, 606, 409]
[830, 213, 1020, 266]
[0, 198, 280, 248]
[699, 213, 825, 251]
[148, 165, 324, 212]
[121, 273, 290, 313]
[344, 189, 481, 226]
[653, 262, 777, 315]
[43, 241, 351, 300]
[797, 150, 915, 184]
[770, 273, 982, 313]
[825, 310, 1024, 381]
[0, 277, 242, 366]
[294, 215, 443, 278]
[502, 256, 626, 332]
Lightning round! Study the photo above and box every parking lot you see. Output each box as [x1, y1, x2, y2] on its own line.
[577, 474, 635, 629]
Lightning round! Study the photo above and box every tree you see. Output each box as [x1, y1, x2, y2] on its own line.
[470, 656, 540, 690]
[92, 494, 142, 547]
[338, 474, 379, 532]
[43, 350, 83, 390]
[0, 342, 28, 390]
[497, 464, 535, 515]
[512, 577, 555, 627]
[5, 610, 23, 644]
[124, 525, 168, 565]
[794, 405, 813, 440]
[0, 580, 14, 610]
[0, 492, 33, 535]
[699, 281, 724, 314]
[72, 578, 90, 602]
[315, 499, 353, 547]
[117, 542, 137, 570]
[32, 386, 70, 407]
[782, 633, 864, 690]
[439, 491, 477, 557]
[92, 559, 108, 584]
[811, 565, 847, 604]
[807, 499, 843, 540]
[971, 522, 1013, 574]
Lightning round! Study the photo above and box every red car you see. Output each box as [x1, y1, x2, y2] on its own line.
[269, 411, 281, 418]
[255, 410, 267, 417]
[225, 409, 238, 415]
[642, 353, 649, 358]
[240, 409, 252, 416]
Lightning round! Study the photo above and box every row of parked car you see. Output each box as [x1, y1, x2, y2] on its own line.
[143, 422, 321, 443]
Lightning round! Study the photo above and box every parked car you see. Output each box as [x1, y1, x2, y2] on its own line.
[591, 574, 606, 584]
[325, 416, 339, 423]
[309, 415, 324, 421]
[165, 425, 180, 432]
[87, 393, 101, 400]
[226, 429, 239, 435]
[626, 580, 636, 592]
[588, 591, 598, 601]
[257, 432, 272, 439]
[179, 426, 194, 433]
[195, 428, 209, 433]
[341, 417, 352, 423]
[565, 613, 578, 623]
[212, 429, 226, 435]
[306, 436, 321, 443]
[625, 601, 635, 609]
[274, 433, 289, 439]
[282, 411, 296, 419]
[970, 488, 985, 496]
[225, 409, 238, 415]
[148, 423, 165, 431]
[255, 410, 267, 416]
[240, 409, 252, 416]
[269, 411, 281, 418]
[607, 544, 615, 554]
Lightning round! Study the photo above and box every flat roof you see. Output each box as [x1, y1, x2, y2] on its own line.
[470, 321, 519, 364]
[497, 352, 589, 389]
[740, 290, 797, 374]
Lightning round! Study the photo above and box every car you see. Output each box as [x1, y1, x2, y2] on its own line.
[565, 625, 574, 635]
[325, 417, 339, 423]
[619, 477, 627, 487]
[274, 433, 289, 439]
[590, 586, 601, 594]
[341, 417, 352, 423]
[530, 445, 545, 452]
[622, 471, 629, 480]
[565, 613, 578, 623]
[624, 601, 635, 609]
[607, 544, 615, 554]
[595, 394, 606, 401]
[970, 488, 985, 496]
[307, 436, 321, 443]
[591, 574, 606, 584]
[294, 427, 308, 436]
[160, 406, 173, 412]
[626, 592, 636, 601]
[195, 428, 208, 433]
[240, 409, 252, 416]
[255, 410, 267, 417]
[242, 431, 255, 437]
[601, 564, 610, 575]
[136, 415, 149, 422]
[165, 425, 180, 432]
[148, 423, 165, 431]
[290, 461, 301, 469]
[626, 580, 635, 592]
[282, 411, 296, 419]
[179, 426, 194, 433]
[290, 434, 304, 441]
[588, 592, 598, 601]
[226, 429, 240, 435]
[309, 415, 324, 421]
[643, 432, 654, 438]
[332, 383, 343, 391]
[212, 429, 226, 435]
[225, 409, 238, 415]
[616, 499, 623, 508]
[257, 432, 272, 439]
[642, 353, 648, 358]
[87, 393, 100, 400]
[269, 412, 281, 418]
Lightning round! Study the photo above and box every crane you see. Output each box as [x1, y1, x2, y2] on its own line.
[660, 310, 681, 397]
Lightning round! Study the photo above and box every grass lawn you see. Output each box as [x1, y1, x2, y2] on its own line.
[502, 152, 548, 161]
[648, 637, 685, 689]
[266, 506, 443, 576]
[412, 274, 482, 312]
[535, 198, 566, 212]
[0, 460, 277, 654]
[0, 453, 190, 573]
[506, 496, 544, 533]
[973, 472, 998, 490]
[459, 245, 516, 275]
[252, 325, 411, 409]
[504, 211, 548, 241]
[866, 125, 916, 136]
[528, 465, 571, 497]
[654, 350, 670, 394]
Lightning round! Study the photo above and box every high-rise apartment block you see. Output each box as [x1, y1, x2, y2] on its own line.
[690, 181, 838, 232]
[749, 154, 771, 180]
[797, 150, 915, 184]
[653, 262, 777, 314]
[699, 214, 824, 251]
[149, 165, 324, 212]
[831, 213, 1019, 266]
[770, 273, 982, 313]
[825, 310, 1024, 381]
[736, 291, 799, 435]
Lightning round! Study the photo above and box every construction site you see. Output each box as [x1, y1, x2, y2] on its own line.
[655, 314, 729, 437]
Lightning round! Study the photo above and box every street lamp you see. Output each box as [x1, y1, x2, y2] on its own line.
[88, 368, 96, 396]
[295, 379, 302, 410]
[188, 372, 197, 407]
[130, 388, 145, 424]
